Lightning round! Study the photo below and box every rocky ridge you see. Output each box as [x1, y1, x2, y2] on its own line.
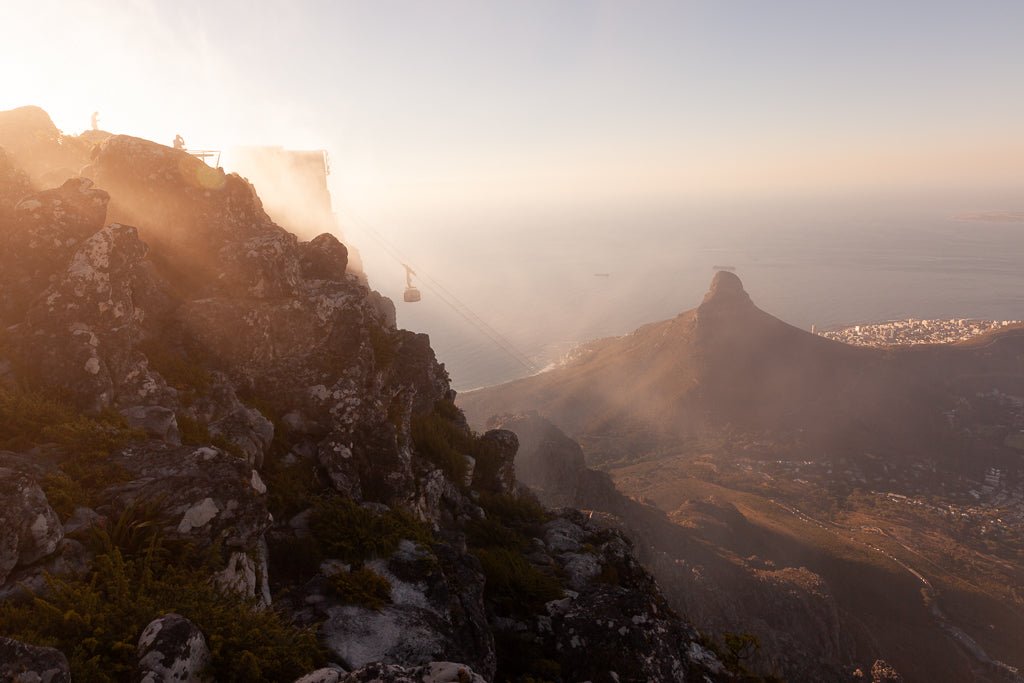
[0, 106, 725, 682]
[492, 413, 864, 682]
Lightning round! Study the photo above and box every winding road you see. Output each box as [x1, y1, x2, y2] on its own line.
[769, 499, 1023, 682]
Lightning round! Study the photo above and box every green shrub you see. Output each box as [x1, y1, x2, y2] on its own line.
[136, 337, 211, 393]
[0, 388, 137, 455]
[42, 454, 131, 520]
[466, 516, 528, 551]
[262, 455, 320, 519]
[0, 544, 324, 682]
[176, 413, 244, 459]
[327, 567, 392, 610]
[477, 492, 548, 537]
[0, 387, 141, 519]
[433, 398, 463, 422]
[308, 495, 432, 564]
[411, 411, 472, 482]
[473, 547, 563, 615]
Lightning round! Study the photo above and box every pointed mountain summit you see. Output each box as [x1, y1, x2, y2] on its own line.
[459, 271, 1015, 463]
[700, 269, 752, 307]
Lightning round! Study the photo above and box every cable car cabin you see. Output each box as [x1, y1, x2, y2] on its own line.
[401, 264, 421, 302]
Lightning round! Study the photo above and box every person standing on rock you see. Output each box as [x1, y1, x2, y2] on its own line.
[173, 134, 185, 150]
[90, 111, 99, 131]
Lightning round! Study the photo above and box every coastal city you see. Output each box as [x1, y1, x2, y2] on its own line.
[817, 318, 1024, 347]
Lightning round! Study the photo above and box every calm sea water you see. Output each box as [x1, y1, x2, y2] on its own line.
[351, 199, 1024, 391]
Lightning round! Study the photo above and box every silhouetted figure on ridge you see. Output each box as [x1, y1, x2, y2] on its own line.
[90, 111, 98, 131]
[173, 134, 185, 150]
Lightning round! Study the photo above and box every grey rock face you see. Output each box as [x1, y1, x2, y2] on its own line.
[489, 412, 587, 508]
[318, 541, 494, 679]
[294, 668, 345, 683]
[19, 221, 164, 411]
[299, 232, 348, 281]
[508, 509, 720, 683]
[0, 637, 71, 683]
[106, 442, 272, 598]
[187, 372, 274, 468]
[136, 613, 211, 683]
[121, 405, 181, 443]
[330, 661, 486, 683]
[1, 177, 110, 322]
[471, 430, 517, 494]
[0, 467, 64, 584]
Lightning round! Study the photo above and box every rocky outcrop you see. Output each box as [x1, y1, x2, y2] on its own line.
[0, 108, 725, 683]
[534, 511, 721, 683]
[493, 413, 858, 682]
[136, 614, 212, 683]
[109, 442, 273, 602]
[488, 412, 589, 508]
[470, 429, 517, 494]
[1, 177, 110, 322]
[299, 662, 486, 683]
[0, 637, 71, 683]
[0, 467, 63, 584]
[21, 222, 156, 411]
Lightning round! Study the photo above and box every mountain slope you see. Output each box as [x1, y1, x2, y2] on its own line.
[462, 271, 1024, 466]
[0, 106, 728, 683]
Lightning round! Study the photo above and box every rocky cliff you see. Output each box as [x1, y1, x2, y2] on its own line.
[491, 413, 862, 682]
[0, 106, 726, 683]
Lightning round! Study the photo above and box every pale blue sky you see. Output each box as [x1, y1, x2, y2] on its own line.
[4, 0, 1022, 215]
[5, 1, 1024, 388]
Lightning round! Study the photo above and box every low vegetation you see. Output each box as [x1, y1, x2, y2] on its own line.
[326, 567, 393, 611]
[0, 515, 323, 682]
[0, 387, 141, 518]
[308, 495, 432, 564]
[467, 492, 561, 616]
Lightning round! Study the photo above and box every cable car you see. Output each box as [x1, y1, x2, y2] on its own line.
[402, 264, 421, 303]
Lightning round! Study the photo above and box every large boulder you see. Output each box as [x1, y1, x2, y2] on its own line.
[0, 467, 63, 584]
[0, 177, 110, 323]
[490, 509, 726, 683]
[299, 232, 348, 281]
[0, 637, 71, 683]
[470, 429, 517, 494]
[20, 223, 162, 410]
[318, 540, 494, 679]
[186, 372, 274, 468]
[136, 613, 211, 683]
[106, 443, 272, 602]
[488, 413, 587, 508]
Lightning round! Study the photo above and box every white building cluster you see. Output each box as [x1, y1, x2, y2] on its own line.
[818, 318, 1023, 347]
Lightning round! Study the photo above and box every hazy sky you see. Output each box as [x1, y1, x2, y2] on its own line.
[4, 0, 1023, 216]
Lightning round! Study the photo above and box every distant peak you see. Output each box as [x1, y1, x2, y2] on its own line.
[701, 270, 751, 307]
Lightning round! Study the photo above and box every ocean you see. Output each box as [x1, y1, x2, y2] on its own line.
[349, 197, 1024, 391]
